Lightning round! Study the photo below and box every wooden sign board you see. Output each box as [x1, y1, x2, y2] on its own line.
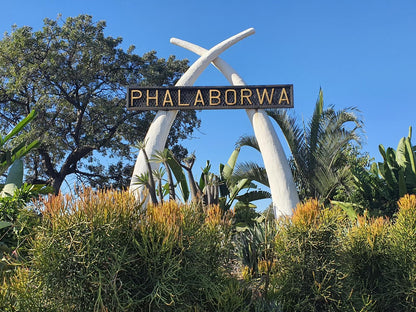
[127, 85, 293, 111]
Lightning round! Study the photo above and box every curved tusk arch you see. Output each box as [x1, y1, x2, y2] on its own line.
[130, 28, 255, 200]
[170, 38, 299, 217]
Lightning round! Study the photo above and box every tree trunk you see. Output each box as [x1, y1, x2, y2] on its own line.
[185, 168, 200, 201]
[51, 175, 65, 195]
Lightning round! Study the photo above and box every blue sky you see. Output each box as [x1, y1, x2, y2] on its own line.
[1, 1, 415, 207]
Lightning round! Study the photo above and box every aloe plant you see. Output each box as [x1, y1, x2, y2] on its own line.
[360, 127, 416, 215]
[218, 147, 270, 211]
[0, 110, 50, 199]
[342, 127, 416, 216]
[178, 153, 201, 201]
[134, 146, 269, 211]
[152, 167, 166, 203]
[165, 149, 189, 202]
[152, 149, 177, 201]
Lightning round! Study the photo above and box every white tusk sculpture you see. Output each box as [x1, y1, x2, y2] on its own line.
[130, 28, 255, 200]
[170, 38, 299, 217]
[130, 28, 299, 217]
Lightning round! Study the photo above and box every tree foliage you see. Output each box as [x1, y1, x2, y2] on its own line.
[268, 89, 363, 201]
[0, 14, 200, 193]
[236, 89, 363, 203]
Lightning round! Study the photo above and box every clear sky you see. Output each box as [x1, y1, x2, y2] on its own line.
[1, 0, 415, 208]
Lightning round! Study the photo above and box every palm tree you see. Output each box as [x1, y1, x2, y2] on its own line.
[133, 172, 158, 204]
[236, 89, 363, 202]
[152, 167, 166, 204]
[151, 149, 176, 201]
[133, 141, 158, 204]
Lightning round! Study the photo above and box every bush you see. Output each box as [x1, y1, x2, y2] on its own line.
[340, 195, 416, 311]
[271, 199, 347, 312]
[2, 188, 243, 311]
[340, 214, 392, 311]
[270, 196, 416, 311]
[0, 187, 42, 280]
[4, 192, 416, 311]
[0, 268, 46, 312]
[388, 194, 416, 310]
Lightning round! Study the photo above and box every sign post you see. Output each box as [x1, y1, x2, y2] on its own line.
[127, 85, 293, 111]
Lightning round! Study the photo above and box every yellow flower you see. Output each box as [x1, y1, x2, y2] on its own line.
[398, 194, 416, 212]
[205, 205, 222, 227]
[292, 199, 322, 227]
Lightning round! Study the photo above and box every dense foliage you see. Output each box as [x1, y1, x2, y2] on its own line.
[236, 89, 363, 204]
[348, 127, 416, 216]
[1, 15, 415, 311]
[1, 189, 253, 311]
[0, 14, 200, 193]
[238, 197, 416, 311]
[0, 112, 50, 279]
[1, 190, 416, 311]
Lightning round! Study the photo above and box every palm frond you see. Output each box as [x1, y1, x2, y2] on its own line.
[266, 109, 304, 160]
[234, 161, 269, 187]
[236, 190, 271, 204]
[236, 135, 259, 151]
[306, 88, 325, 173]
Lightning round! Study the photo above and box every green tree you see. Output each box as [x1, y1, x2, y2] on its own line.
[0, 14, 200, 193]
[236, 89, 363, 202]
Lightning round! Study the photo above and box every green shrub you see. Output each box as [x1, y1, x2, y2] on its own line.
[3, 188, 240, 311]
[340, 214, 393, 311]
[0, 188, 42, 280]
[0, 268, 47, 312]
[234, 197, 416, 311]
[271, 199, 347, 312]
[388, 194, 416, 310]
[5, 191, 416, 311]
